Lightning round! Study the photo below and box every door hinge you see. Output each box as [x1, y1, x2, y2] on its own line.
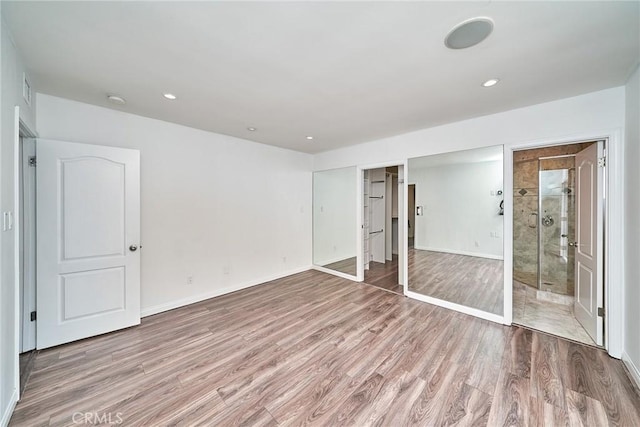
[30, 311, 37, 321]
[598, 307, 605, 317]
[28, 156, 36, 167]
[598, 157, 606, 168]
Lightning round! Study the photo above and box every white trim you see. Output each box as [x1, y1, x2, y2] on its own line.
[406, 289, 504, 324]
[12, 107, 20, 403]
[0, 389, 18, 427]
[413, 245, 503, 261]
[622, 352, 640, 391]
[503, 144, 514, 325]
[356, 166, 363, 282]
[141, 266, 312, 317]
[504, 129, 624, 358]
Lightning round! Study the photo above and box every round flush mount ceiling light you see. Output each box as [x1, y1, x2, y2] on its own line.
[306, 136, 314, 140]
[163, 93, 177, 100]
[247, 127, 257, 131]
[482, 78, 500, 87]
[107, 94, 126, 105]
[445, 17, 494, 49]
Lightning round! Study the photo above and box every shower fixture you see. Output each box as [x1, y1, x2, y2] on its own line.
[541, 215, 554, 227]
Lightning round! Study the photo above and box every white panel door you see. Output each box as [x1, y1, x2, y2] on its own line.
[574, 142, 603, 346]
[37, 139, 140, 349]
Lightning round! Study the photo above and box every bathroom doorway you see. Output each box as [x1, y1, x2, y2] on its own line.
[512, 140, 604, 346]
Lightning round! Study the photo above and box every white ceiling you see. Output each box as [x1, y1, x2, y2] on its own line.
[3, 1, 639, 154]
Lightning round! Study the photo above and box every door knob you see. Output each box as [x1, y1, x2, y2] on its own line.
[568, 241, 578, 247]
[129, 245, 138, 252]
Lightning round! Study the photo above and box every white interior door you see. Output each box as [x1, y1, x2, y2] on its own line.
[37, 139, 141, 349]
[574, 142, 603, 346]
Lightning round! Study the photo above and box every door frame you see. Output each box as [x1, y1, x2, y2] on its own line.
[13, 106, 39, 401]
[504, 129, 623, 358]
[357, 161, 406, 288]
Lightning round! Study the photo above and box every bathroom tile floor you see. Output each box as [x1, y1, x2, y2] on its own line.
[513, 280, 596, 346]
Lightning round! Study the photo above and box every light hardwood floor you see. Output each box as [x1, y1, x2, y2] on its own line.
[364, 255, 403, 295]
[10, 270, 640, 426]
[322, 257, 357, 276]
[408, 249, 504, 315]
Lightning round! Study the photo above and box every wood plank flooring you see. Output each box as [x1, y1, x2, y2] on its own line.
[322, 257, 357, 276]
[408, 249, 504, 315]
[364, 255, 403, 295]
[10, 270, 640, 426]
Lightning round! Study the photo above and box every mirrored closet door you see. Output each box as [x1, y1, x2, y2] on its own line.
[312, 167, 358, 277]
[406, 145, 504, 315]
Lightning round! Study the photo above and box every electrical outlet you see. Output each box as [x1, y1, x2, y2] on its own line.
[223, 265, 230, 275]
[475, 241, 479, 247]
[187, 276, 193, 285]
[282, 256, 287, 263]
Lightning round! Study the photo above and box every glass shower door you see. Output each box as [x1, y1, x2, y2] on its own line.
[539, 168, 575, 295]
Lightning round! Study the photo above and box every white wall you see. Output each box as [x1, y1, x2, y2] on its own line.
[313, 167, 357, 266]
[36, 94, 313, 316]
[1, 8, 37, 425]
[314, 87, 625, 170]
[624, 65, 640, 386]
[410, 160, 503, 258]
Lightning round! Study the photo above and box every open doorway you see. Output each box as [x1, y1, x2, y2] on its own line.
[362, 166, 403, 294]
[512, 140, 605, 346]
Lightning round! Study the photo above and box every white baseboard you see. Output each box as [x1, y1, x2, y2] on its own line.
[413, 245, 503, 261]
[1, 389, 18, 427]
[141, 266, 312, 318]
[622, 352, 640, 391]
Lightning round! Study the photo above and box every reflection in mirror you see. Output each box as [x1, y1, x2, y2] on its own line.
[313, 167, 357, 276]
[407, 146, 504, 315]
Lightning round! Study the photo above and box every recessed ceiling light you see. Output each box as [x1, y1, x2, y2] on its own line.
[107, 94, 126, 105]
[306, 136, 314, 140]
[163, 93, 177, 100]
[247, 127, 257, 131]
[482, 78, 500, 87]
[445, 17, 494, 49]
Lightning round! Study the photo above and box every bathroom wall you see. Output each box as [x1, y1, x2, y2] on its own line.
[512, 142, 593, 294]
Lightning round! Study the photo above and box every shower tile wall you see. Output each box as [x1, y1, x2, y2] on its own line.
[513, 158, 538, 287]
[513, 143, 593, 293]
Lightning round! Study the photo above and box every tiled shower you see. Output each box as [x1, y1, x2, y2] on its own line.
[513, 142, 594, 296]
